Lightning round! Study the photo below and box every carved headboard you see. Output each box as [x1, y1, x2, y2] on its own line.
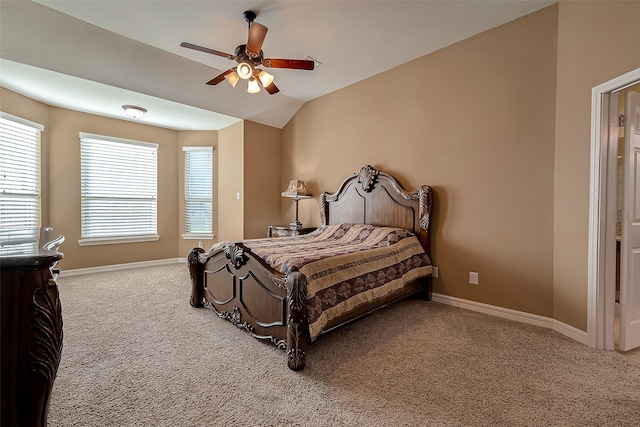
[319, 165, 433, 252]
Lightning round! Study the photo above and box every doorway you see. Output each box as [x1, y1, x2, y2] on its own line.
[588, 67, 640, 353]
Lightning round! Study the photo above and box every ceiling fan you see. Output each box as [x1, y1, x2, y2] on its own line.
[181, 10, 315, 95]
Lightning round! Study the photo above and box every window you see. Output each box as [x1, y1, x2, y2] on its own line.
[0, 113, 43, 255]
[183, 146, 213, 238]
[79, 133, 158, 245]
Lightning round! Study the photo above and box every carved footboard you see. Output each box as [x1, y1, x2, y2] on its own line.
[188, 244, 309, 370]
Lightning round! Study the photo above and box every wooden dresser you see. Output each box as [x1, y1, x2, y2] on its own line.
[1, 227, 64, 427]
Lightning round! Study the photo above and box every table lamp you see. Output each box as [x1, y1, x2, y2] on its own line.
[281, 179, 312, 229]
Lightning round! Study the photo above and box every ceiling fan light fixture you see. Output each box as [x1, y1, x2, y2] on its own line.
[258, 70, 274, 87]
[181, 10, 315, 96]
[237, 62, 253, 79]
[247, 77, 261, 94]
[122, 105, 147, 119]
[225, 71, 240, 88]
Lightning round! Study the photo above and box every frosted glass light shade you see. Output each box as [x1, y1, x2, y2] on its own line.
[258, 70, 274, 87]
[225, 71, 239, 88]
[237, 62, 253, 79]
[122, 105, 147, 119]
[247, 78, 261, 94]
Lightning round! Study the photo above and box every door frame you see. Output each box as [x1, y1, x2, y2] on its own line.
[588, 67, 640, 349]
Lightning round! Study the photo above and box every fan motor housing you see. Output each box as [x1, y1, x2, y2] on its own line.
[235, 44, 264, 65]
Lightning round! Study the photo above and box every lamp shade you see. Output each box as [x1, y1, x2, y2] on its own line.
[281, 179, 312, 199]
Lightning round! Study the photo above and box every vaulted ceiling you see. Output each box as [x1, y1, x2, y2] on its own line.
[0, 1, 555, 130]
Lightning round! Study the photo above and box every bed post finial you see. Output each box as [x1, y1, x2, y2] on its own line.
[418, 185, 433, 231]
[319, 192, 328, 226]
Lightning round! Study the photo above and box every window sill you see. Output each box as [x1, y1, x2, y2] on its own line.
[182, 233, 214, 240]
[78, 235, 160, 246]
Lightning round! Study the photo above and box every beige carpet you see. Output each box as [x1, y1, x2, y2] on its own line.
[49, 264, 640, 426]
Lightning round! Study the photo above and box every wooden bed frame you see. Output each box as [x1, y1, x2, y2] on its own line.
[188, 165, 433, 370]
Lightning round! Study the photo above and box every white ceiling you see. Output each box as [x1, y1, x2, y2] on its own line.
[0, 0, 555, 130]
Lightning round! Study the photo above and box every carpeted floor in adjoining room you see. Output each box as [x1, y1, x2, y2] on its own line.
[49, 263, 640, 426]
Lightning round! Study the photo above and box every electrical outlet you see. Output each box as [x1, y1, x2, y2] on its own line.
[198, 241, 204, 249]
[469, 272, 479, 285]
[432, 266, 439, 278]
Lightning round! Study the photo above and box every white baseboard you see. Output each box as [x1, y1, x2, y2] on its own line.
[60, 258, 183, 277]
[432, 293, 588, 345]
[59, 263, 588, 346]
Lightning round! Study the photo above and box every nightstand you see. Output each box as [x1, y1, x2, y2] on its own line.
[267, 225, 316, 238]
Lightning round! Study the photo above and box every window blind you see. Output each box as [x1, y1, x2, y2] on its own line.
[0, 113, 43, 256]
[183, 146, 213, 237]
[80, 133, 158, 244]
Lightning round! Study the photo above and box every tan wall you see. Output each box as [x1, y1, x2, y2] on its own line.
[217, 121, 244, 242]
[178, 130, 218, 256]
[243, 121, 282, 239]
[2, 89, 181, 270]
[553, 0, 640, 330]
[1, 88, 229, 269]
[1, 88, 271, 268]
[45, 107, 179, 270]
[282, 5, 559, 318]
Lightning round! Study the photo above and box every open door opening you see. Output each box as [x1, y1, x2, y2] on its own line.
[588, 67, 640, 356]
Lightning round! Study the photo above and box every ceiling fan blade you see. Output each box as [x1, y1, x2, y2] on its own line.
[246, 22, 268, 57]
[181, 42, 235, 60]
[206, 69, 234, 86]
[263, 58, 314, 70]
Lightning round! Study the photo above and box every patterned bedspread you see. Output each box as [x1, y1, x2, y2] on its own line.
[221, 223, 432, 340]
